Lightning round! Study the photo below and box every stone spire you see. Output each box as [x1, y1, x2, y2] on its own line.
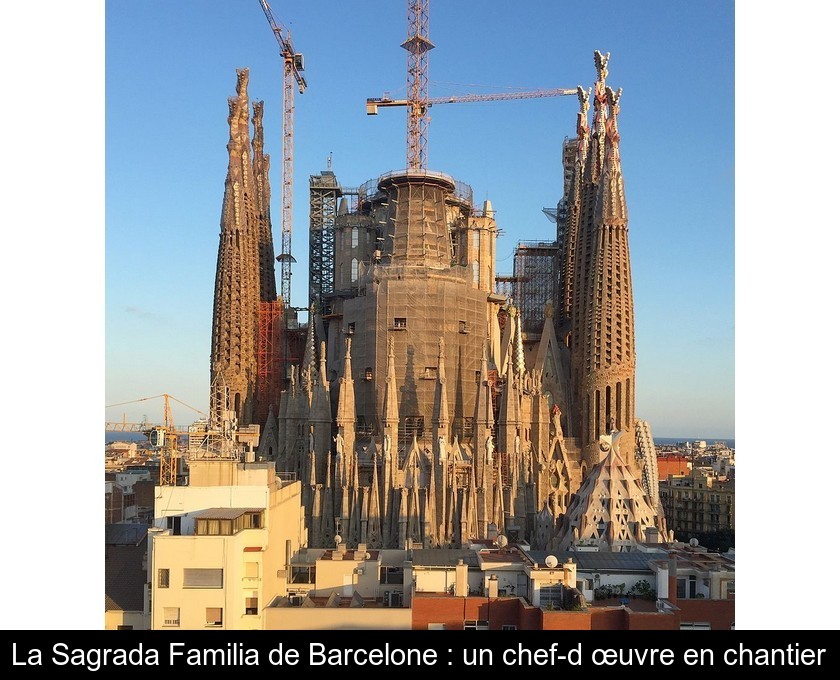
[566, 51, 637, 466]
[432, 337, 450, 442]
[557, 85, 591, 338]
[335, 337, 357, 485]
[309, 340, 332, 483]
[513, 310, 526, 379]
[282, 365, 300, 473]
[300, 305, 317, 391]
[210, 68, 260, 427]
[367, 455, 383, 548]
[251, 100, 277, 303]
[473, 342, 495, 483]
[320, 453, 334, 547]
[381, 336, 400, 443]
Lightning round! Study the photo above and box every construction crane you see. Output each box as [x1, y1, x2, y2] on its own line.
[105, 394, 206, 486]
[258, 0, 307, 307]
[367, 0, 576, 170]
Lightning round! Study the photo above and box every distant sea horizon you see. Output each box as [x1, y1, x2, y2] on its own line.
[105, 431, 734, 448]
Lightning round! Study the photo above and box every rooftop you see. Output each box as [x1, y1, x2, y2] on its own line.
[526, 550, 667, 572]
[192, 507, 263, 520]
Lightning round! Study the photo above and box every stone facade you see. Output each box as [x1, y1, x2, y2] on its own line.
[211, 54, 666, 553]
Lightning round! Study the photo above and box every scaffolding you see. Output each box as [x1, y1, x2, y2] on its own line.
[256, 299, 284, 425]
[309, 170, 341, 314]
[512, 241, 558, 335]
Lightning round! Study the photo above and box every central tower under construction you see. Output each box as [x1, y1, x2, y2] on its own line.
[211, 51, 665, 552]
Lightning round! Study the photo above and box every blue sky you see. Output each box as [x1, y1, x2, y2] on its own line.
[105, 0, 735, 437]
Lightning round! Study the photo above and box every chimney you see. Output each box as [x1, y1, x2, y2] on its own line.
[645, 526, 660, 544]
[562, 557, 577, 589]
[667, 551, 678, 601]
[455, 559, 468, 597]
[487, 574, 499, 598]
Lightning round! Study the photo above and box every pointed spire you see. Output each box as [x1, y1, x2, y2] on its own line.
[300, 304, 317, 390]
[382, 336, 400, 430]
[309, 339, 332, 484]
[368, 455, 383, 548]
[433, 337, 450, 440]
[513, 309, 526, 379]
[210, 68, 259, 427]
[335, 336, 357, 484]
[252, 100, 277, 304]
[588, 50, 610, 184]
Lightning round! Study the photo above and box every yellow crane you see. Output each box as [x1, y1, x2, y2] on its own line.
[367, 0, 576, 170]
[105, 394, 206, 486]
[258, 0, 307, 307]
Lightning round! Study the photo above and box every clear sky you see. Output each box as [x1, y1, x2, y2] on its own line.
[105, 1, 735, 438]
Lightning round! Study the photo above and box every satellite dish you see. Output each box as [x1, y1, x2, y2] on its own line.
[689, 537, 699, 547]
[364, 552, 371, 560]
[497, 535, 508, 548]
[545, 555, 559, 569]
[334, 534, 342, 546]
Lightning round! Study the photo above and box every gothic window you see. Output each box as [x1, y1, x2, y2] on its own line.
[351, 258, 359, 282]
[352, 227, 359, 248]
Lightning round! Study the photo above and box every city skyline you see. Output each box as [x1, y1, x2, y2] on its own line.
[105, 0, 734, 438]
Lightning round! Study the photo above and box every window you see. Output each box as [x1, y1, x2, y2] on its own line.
[245, 596, 259, 616]
[380, 566, 403, 585]
[459, 320, 468, 334]
[116, 625, 133, 630]
[680, 622, 711, 630]
[501, 624, 517, 631]
[183, 568, 224, 589]
[423, 366, 438, 380]
[163, 607, 180, 627]
[205, 607, 223, 627]
[347, 322, 355, 335]
[291, 566, 316, 584]
[244, 562, 259, 579]
[393, 317, 407, 329]
[364, 367, 373, 381]
[472, 230, 480, 250]
[464, 620, 489, 630]
[351, 258, 359, 282]
[157, 568, 170, 589]
[352, 227, 359, 248]
[472, 261, 479, 285]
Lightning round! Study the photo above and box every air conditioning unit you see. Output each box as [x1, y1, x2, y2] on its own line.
[289, 595, 304, 607]
[382, 591, 391, 607]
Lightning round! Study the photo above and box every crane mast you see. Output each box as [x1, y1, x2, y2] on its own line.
[258, 0, 307, 306]
[403, 0, 433, 170]
[370, 0, 575, 169]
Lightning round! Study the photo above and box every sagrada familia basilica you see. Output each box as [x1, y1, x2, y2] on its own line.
[208, 51, 667, 553]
